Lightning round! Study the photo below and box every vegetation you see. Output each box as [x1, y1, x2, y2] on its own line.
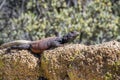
[0, 0, 120, 45]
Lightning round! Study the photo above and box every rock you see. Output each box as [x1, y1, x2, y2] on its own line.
[0, 40, 120, 80]
[0, 49, 40, 80]
[41, 41, 120, 80]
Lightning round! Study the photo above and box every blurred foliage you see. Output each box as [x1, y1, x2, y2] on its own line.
[0, 0, 120, 45]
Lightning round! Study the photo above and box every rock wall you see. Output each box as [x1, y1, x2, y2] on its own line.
[0, 40, 120, 80]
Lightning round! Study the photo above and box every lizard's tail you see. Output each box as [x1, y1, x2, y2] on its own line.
[0, 40, 32, 49]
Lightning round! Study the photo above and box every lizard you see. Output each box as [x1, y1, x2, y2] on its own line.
[0, 31, 79, 54]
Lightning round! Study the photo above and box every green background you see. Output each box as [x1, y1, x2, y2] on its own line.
[0, 0, 120, 45]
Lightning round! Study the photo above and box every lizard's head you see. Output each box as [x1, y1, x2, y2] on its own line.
[62, 31, 79, 43]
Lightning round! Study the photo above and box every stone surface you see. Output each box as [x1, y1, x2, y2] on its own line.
[0, 41, 120, 80]
[41, 41, 120, 80]
[0, 49, 40, 80]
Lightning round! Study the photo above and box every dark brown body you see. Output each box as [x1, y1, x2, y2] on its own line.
[1, 31, 79, 54]
[30, 37, 61, 53]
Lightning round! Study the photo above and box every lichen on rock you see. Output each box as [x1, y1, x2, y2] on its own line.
[41, 41, 120, 80]
[1, 41, 120, 80]
[0, 49, 40, 80]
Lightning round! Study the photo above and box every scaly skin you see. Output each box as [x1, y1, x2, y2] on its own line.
[0, 31, 79, 54]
